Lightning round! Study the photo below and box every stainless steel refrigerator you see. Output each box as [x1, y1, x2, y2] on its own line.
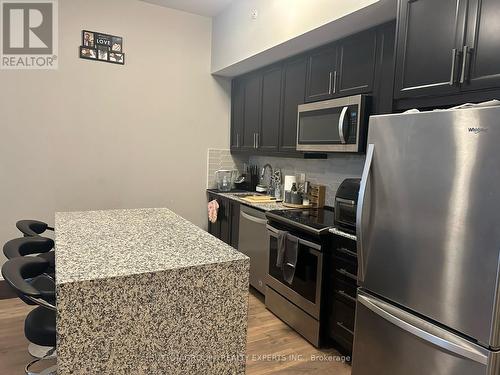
[352, 106, 500, 375]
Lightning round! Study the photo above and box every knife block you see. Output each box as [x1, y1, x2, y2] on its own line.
[309, 184, 326, 208]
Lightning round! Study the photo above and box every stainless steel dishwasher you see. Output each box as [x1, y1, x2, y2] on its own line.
[238, 205, 269, 295]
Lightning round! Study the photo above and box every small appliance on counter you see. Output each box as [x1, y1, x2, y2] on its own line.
[215, 169, 238, 192]
[334, 178, 360, 234]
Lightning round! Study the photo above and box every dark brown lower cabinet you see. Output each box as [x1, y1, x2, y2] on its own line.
[207, 192, 240, 249]
[327, 234, 358, 357]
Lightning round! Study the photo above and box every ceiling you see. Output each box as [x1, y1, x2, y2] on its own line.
[140, 0, 235, 17]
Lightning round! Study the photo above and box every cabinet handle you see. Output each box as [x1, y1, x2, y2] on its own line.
[256, 133, 260, 148]
[336, 289, 357, 303]
[337, 247, 357, 258]
[337, 268, 358, 281]
[332, 70, 337, 94]
[336, 321, 354, 336]
[236, 133, 240, 148]
[328, 72, 333, 94]
[460, 45, 470, 84]
[253, 133, 256, 148]
[449, 48, 457, 85]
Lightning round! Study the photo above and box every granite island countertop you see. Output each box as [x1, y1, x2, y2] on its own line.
[55, 207, 248, 284]
[55, 208, 250, 374]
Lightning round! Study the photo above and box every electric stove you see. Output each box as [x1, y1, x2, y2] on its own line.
[265, 207, 335, 235]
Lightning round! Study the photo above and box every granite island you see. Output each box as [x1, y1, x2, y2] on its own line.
[55, 208, 250, 375]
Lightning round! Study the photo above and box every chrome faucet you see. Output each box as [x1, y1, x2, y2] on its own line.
[260, 164, 274, 195]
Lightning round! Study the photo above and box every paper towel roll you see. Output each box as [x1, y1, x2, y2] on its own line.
[284, 175, 297, 191]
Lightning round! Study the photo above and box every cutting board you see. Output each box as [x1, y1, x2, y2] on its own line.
[241, 195, 277, 204]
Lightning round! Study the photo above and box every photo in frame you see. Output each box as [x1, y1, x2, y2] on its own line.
[80, 46, 97, 60]
[80, 30, 125, 65]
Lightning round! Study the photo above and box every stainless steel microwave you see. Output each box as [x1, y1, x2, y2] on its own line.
[296, 94, 369, 153]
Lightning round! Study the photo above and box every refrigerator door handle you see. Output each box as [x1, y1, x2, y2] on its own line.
[356, 143, 374, 283]
[357, 292, 490, 365]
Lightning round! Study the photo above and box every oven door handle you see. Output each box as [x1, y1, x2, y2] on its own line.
[266, 224, 322, 252]
[356, 143, 374, 284]
[338, 106, 348, 144]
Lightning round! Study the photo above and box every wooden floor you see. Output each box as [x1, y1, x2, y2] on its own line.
[0, 291, 351, 374]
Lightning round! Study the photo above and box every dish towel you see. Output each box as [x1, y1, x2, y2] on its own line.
[282, 233, 299, 285]
[208, 200, 219, 223]
[276, 230, 288, 268]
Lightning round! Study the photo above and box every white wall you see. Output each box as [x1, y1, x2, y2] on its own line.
[0, 0, 231, 265]
[211, 0, 396, 76]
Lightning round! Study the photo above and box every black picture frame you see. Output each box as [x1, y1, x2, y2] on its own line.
[82, 30, 95, 48]
[97, 46, 108, 61]
[80, 30, 124, 65]
[79, 46, 97, 60]
[108, 52, 125, 65]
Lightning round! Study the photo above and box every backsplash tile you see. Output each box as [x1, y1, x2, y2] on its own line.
[207, 149, 247, 189]
[249, 155, 366, 206]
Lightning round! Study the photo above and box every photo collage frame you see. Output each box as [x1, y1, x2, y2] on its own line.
[80, 30, 125, 65]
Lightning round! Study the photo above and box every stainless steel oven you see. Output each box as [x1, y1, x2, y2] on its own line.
[266, 224, 324, 346]
[296, 94, 369, 153]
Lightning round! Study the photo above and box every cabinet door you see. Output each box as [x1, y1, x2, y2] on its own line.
[337, 29, 377, 97]
[242, 73, 262, 150]
[372, 21, 396, 115]
[462, 0, 500, 91]
[394, 0, 466, 99]
[230, 79, 244, 150]
[305, 47, 337, 102]
[219, 198, 231, 245]
[207, 193, 221, 238]
[281, 56, 307, 152]
[230, 201, 240, 249]
[259, 65, 282, 152]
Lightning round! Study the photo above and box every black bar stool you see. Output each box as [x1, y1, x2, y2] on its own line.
[2, 257, 56, 375]
[3, 237, 55, 278]
[16, 220, 54, 237]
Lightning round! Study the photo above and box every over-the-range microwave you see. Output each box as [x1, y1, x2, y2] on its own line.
[296, 94, 369, 153]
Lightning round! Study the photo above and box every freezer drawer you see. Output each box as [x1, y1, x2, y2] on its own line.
[352, 290, 500, 375]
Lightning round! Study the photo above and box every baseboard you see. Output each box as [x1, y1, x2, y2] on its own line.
[0, 279, 16, 299]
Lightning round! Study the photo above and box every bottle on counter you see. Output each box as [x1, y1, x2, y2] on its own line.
[290, 183, 302, 205]
[303, 181, 310, 205]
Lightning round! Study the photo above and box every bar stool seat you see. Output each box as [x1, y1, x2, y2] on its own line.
[3, 237, 54, 259]
[2, 257, 57, 375]
[25, 307, 56, 347]
[16, 220, 54, 237]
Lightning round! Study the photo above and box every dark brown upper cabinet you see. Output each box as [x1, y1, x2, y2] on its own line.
[230, 22, 395, 155]
[259, 65, 283, 152]
[395, 0, 500, 105]
[305, 47, 337, 102]
[305, 28, 377, 103]
[230, 79, 244, 150]
[337, 29, 377, 96]
[280, 56, 307, 152]
[394, 0, 466, 99]
[462, 0, 500, 91]
[242, 73, 262, 150]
